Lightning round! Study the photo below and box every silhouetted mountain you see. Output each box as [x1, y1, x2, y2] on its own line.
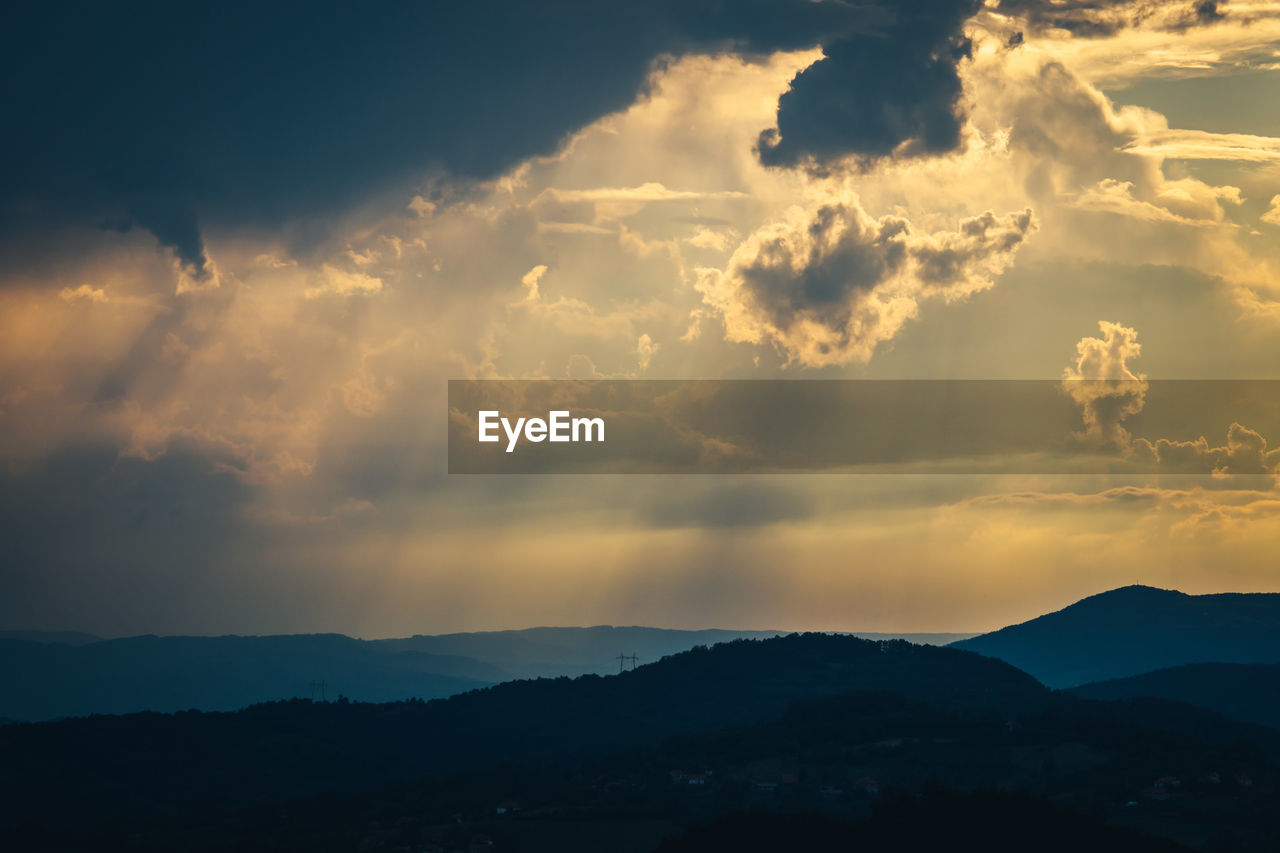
[951, 586, 1280, 687]
[370, 627, 788, 678]
[0, 634, 1047, 828]
[0, 629, 102, 645]
[1071, 663, 1280, 731]
[7, 633, 1280, 851]
[0, 634, 507, 720]
[0, 626, 978, 721]
[370, 626, 972, 679]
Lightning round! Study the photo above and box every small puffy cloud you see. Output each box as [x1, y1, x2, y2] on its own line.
[695, 196, 1033, 367]
[636, 333, 658, 373]
[684, 225, 737, 252]
[1061, 320, 1147, 449]
[408, 195, 436, 217]
[1262, 195, 1280, 227]
[1134, 422, 1280, 481]
[518, 264, 547, 305]
[304, 264, 383, 298]
[58, 285, 109, 304]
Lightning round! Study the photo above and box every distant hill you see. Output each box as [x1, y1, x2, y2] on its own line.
[369, 626, 974, 679]
[0, 626, 975, 721]
[7, 637, 1280, 850]
[370, 626, 786, 678]
[0, 630, 101, 646]
[0, 634, 1048, 827]
[0, 634, 506, 721]
[951, 585, 1280, 688]
[1070, 662, 1280, 730]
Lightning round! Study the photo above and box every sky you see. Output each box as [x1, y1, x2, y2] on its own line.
[3, 0, 1280, 638]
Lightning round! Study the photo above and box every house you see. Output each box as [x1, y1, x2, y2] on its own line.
[855, 776, 880, 795]
[495, 800, 521, 815]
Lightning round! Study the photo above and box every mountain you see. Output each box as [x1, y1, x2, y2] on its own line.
[0, 626, 975, 721]
[370, 626, 788, 678]
[0, 634, 507, 721]
[1070, 662, 1280, 730]
[0, 630, 102, 645]
[6, 633, 1280, 851]
[7, 641, 1280, 851]
[369, 626, 974, 679]
[951, 585, 1280, 687]
[0, 634, 1048, 828]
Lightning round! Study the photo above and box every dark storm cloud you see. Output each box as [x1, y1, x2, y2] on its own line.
[757, 0, 983, 169]
[0, 0, 948, 272]
[23, 0, 1234, 274]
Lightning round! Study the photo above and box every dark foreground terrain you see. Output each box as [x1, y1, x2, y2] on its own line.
[2, 630, 1278, 852]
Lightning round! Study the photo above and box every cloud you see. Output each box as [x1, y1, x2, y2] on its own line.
[517, 265, 547, 306]
[1070, 179, 1240, 226]
[1133, 422, 1280, 481]
[757, 0, 982, 169]
[685, 226, 737, 251]
[540, 183, 749, 203]
[1061, 320, 1147, 449]
[0, 0, 959, 277]
[304, 265, 383, 299]
[636, 333, 659, 373]
[1121, 129, 1280, 162]
[1059, 324, 1280, 485]
[993, 0, 1230, 38]
[695, 196, 1033, 366]
[58, 285, 109, 304]
[1262, 196, 1280, 227]
[1010, 1, 1280, 87]
[8, 8, 1280, 636]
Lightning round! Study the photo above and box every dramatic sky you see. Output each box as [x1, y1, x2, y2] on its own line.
[4, 0, 1280, 637]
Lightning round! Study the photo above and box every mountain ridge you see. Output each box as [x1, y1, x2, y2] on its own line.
[1070, 661, 1280, 730]
[951, 585, 1280, 687]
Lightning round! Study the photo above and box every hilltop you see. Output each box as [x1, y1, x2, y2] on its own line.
[952, 586, 1280, 687]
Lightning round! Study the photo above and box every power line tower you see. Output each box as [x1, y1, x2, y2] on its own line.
[616, 653, 627, 673]
[310, 680, 328, 701]
[616, 653, 641, 672]
[626, 653, 639, 670]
